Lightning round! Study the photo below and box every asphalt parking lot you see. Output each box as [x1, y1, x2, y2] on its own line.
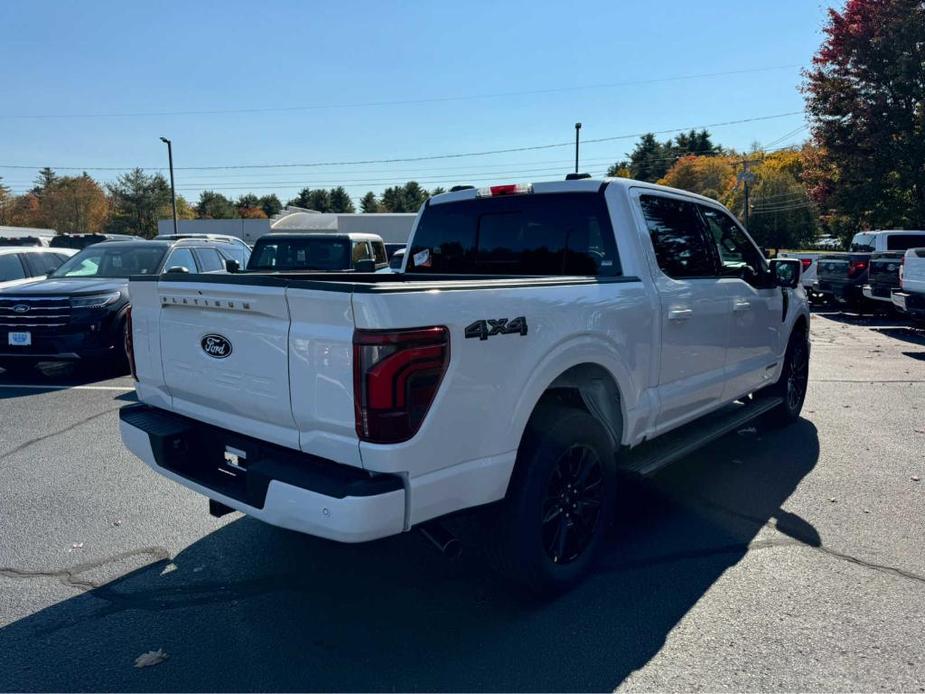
[1, 311, 923, 692]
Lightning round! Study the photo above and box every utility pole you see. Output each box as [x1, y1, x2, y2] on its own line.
[574, 122, 582, 173]
[737, 158, 758, 227]
[160, 137, 178, 236]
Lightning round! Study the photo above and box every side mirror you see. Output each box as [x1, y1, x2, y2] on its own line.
[225, 259, 240, 273]
[354, 259, 376, 273]
[770, 258, 801, 289]
[165, 266, 190, 274]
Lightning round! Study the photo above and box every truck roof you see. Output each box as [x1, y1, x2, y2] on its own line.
[256, 232, 384, 242]
[427, 177, 728, 207]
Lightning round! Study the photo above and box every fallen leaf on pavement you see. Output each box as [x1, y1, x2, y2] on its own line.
[134, 649, 168, 668]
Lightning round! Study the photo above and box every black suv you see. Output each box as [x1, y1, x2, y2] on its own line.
[0, 237, 250, 376]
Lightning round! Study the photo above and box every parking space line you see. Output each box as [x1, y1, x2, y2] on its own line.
[0, 384, 133, 391]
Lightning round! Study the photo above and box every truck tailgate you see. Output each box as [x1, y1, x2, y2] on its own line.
[157, 281, 301, 449]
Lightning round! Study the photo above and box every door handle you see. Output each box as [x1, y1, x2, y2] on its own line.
[733, 300, 752, 312]
[668, 307, 693, 321]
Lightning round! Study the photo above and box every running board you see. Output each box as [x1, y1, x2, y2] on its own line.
[621, 396, 783, 476]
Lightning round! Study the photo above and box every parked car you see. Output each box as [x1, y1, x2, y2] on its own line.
[0, 247, 76, 291]
[892, 247, 925, 326]
[49, 233, 137, 251]
[862, 251, 905, 308]
[0, 237, 242, 376]
[245, 233, 388, 272]
[384, 243, 406, 260]
[0, 236, 51, 247]
[158, 233, 251, 268]
[119, 177, 808, 594]
[815, 230, 925, 308]
[777, 251, 821, 300]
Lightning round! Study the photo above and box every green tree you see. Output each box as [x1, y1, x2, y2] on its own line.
[107, 168, 171, 237]
[402, 181, 427, 211]
[360, 191, 379, 213]
[258, 194, 282, 217]
[329, 186, 355, 213]
[197, 191, 238, 219]
[235, 193, 260, 210]
[31, 167, 57, 195]
[379, 186, 405, 212]
[429, 186, 446, 197]
[802, 0, 925, 229]
[673, 129, 719, 157]
[0, 177, 12, 225]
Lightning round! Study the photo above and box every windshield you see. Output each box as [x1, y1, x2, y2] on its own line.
[247, 238, 351, 271]
[50, 244, 167, 278]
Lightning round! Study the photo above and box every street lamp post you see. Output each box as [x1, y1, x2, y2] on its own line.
[160, 137, 178, 236]
[574, 122, 582, 173]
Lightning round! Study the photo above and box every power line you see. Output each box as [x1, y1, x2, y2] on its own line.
[0, 65, 800, 120]
[0, 110, 806, 172]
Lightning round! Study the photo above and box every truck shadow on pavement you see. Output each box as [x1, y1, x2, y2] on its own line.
[0, 362, 131, 398]
[0, 420, 820, 692]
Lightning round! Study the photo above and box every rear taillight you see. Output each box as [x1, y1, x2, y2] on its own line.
[848, 260, 868, 278]
[801, 258, 812, 271]
[125, 306, 137, 381]
[353, 326, 449, 443]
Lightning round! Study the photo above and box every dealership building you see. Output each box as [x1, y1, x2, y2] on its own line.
[156, 208, 417, 245]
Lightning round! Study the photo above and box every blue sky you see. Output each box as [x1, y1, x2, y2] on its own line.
[0, 0, 838, 205]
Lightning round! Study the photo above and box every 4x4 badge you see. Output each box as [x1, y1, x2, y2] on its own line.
[464, 317, 528, 341]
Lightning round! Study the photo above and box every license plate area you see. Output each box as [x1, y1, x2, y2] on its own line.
[8, 331, 31, 346]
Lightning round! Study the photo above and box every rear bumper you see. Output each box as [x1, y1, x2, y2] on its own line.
[892, 290, 925, 319]
[862, 284, 894, 303]
[814, 280, 863, 302]
[119, 404, 406, 543]
[0, 325, 121, 361]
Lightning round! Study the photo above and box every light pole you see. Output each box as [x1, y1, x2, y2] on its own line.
[160, 137, 178, 236]
[574, 122, 582, 173]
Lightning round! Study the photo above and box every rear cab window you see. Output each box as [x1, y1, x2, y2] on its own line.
[406, 192, 620, 276]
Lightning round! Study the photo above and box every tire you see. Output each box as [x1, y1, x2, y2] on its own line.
[484, 407, 616, 596]
[763, 329, 810, 427]
[0, 359, 38, 379]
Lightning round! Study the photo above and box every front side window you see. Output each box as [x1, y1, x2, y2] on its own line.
[0, 254, 26, 282]
[639, 195, 716, 279]
[372, 242, 387, 265]
[699, 205, 769, 282]
[164, 247, 198, 273]
[24, 252, 66, 276]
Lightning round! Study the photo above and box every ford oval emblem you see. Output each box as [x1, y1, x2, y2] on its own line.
[12, 304, 30, 314]
[201, 334, 232, 359]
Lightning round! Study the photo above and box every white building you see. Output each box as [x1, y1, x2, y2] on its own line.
[157, 208, 417, 245]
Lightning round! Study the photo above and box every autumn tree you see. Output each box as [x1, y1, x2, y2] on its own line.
[658, 155, 737, 202]
[738, 169, 817, 249]
[107, 168, 171, 237]
[802, 0, 925, 230]
[360, 191, 379, 213]
[41, 174, 109, 233]
[0, 178, 12, 225]
[608, 131, 721, 182]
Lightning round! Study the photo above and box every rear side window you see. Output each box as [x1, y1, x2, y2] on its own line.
[887, 234, 925, 251]
[406, 192, 619, 276]
[640, 195, 716, 279]
[164, 247, 198, 273]
[372, 241, 387, 265]
[194, 248, 225, 272]
[0, 254, 26, 282]
[352, 241, 372, 262]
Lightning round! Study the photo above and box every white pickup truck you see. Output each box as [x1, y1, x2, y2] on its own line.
[120, 178, 809, 593]
[892, 247, 925, 325]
